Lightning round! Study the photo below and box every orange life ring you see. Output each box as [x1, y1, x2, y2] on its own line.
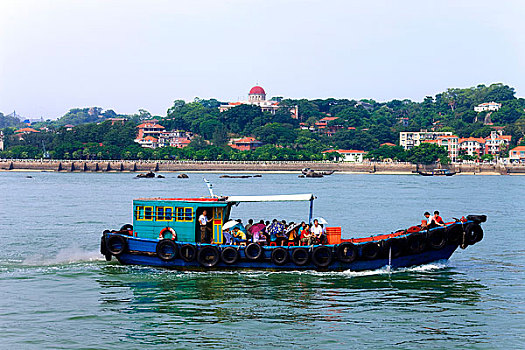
[159, 227, 177, 240]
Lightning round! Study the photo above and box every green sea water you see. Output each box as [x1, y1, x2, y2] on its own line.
[0, 172, 523, 349]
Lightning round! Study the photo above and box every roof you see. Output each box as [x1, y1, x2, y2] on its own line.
[437, 135, 458, 139]
[143, 136, 158, 142]
[380, 142, 396, 146]
[511, 146, 525, 151]
[232, 137, 262, 144]
[226, 194, 314, 203]
[459, 137, 486, 144]
[136, 123, 165, 129]
[136, 197, 221, 202]
[249, 86, 266, 95]
[319, 116, 339, 122]
[322, 149, 365, 154]
[15, 127, 40, 133]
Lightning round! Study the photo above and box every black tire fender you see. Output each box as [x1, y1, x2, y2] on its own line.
[271, 247, 289, 266]
[197, 245, 220, 267]
[156, 239, 178, 261]
[406, 233, 426, 254]
[336, 242, 357, 263]
[360, 242, 380, 260]
[220, 246, 239, 265]
[106, 235, 128, 256]
[428, 228, 447, 250]
[291, 248, 309, 266]
[380, 238, 405, 259]
[245, 243, 263, 261]
[311, 245, 333, 267]
[465, 224, 483, 245]
[445, 224, 463, 244]
[120, 224, 133, 232]
[180, 244, 197, 262]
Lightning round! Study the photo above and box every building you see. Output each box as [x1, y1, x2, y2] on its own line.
[474, 102, 502, 113]
[322, 149, 365, 162]
[380, 142, 396, 147]
[0, 131, 4, 151]
[436, 135, 459, 162]
[136, 136, 159, 149]
[219, 86, 299, 118]
[14, 127, 40, 140]
[484, 130, 511, 156]
[399, 130, 453, 149]
[135, 121, 164, 143]
[458, 137, 485, 158]
[509, 146, 525, 163]
[229, 137, 263, 151]
[158, 130, 193, 148]
[315, 116, 343, 136]
[107, 118, 126, 125]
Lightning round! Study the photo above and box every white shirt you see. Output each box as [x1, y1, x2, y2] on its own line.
[311, 224, 324, 236]
[199, 214, 209, 225]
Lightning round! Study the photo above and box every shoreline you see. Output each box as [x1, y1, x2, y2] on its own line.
[1, 159, 524, 175]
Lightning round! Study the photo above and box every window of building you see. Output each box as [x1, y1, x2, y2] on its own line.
[156, 206, 173, 221]
[176, 207, 193, 222]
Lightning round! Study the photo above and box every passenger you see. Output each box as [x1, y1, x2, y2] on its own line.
[300, 224, 314, 245]
[223, 229, 233, 245]
[199, 210, 212, 243]
[232, 228, 247, 244]
[421, 212, 432, 229]
[311, 219, 326, 244]
[433, 211, 445, 227]
[286, 222, 298, 245]
[245, 219, 254, 232]
[252, 230, 267, 245]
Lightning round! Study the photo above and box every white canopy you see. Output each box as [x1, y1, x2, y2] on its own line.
[226, 194, 314, 203]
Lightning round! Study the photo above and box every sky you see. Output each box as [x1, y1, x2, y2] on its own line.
[1, 0, 524, 119]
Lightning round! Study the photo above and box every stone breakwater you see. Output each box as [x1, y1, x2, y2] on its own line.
[1, 159, 524, 174]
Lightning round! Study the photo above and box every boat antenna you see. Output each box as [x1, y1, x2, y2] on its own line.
[203, 178, 216, 198]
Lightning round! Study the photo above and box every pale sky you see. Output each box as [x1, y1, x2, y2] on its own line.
[1, 0, 524, 119]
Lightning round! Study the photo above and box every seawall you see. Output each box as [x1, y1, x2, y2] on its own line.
[1, 159, 524, 175]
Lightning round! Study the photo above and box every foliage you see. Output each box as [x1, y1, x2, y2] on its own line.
[406, 143, 450, 165]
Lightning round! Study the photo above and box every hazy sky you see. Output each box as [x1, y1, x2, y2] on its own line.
[1, 0, 524, 119]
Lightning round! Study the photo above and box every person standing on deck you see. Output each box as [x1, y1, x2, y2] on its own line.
[199, 210, 211, 243]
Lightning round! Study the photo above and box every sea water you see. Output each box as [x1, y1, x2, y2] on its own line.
[0, 172, 524, 349]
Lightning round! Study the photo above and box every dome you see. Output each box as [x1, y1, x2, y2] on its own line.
[249, 86, 266, 95]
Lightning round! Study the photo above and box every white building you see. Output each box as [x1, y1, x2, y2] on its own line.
[323, 149, 365, 162]
[474, 102, 502, 113]
[399, 130, 453, 150]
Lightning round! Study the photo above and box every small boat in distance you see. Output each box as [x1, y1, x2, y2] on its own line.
[418, 169, 456, 176]
[100, 192, 486, 272]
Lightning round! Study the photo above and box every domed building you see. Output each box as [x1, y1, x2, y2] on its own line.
[219, 85, 298, 119]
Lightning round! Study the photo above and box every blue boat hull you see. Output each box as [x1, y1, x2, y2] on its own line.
[109, 235, 459, 272]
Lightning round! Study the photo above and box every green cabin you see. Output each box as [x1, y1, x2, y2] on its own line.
[132, 197, 232, 243]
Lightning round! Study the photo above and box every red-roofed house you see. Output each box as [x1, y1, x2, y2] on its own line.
[436, 135, 459, 162]
[135, 123, 165, 147]
[380, 142, 396, 147]
[459, 137, 486, 158]
[136, 135, 158, 149]
[322, 149, 366, 162]
[509, 146, 525, 163]
[229, 137, 263, 151]
[315, 116, 343, 136]
[15, 127, 40, 140]
[484, 130, 511, 156]
[159, 130, 193, 148]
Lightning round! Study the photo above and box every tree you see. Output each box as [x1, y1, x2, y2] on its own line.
[407, 143, 450, 165]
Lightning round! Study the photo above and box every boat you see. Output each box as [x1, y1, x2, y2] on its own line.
[100, 193, 486, 271]
[418, 169, 456, 176]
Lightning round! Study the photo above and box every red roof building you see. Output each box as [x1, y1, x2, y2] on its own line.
[229, 137, 263, 151]
[509, 146, 525, 162]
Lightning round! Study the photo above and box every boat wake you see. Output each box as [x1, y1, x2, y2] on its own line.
[22, 245, 104, 266]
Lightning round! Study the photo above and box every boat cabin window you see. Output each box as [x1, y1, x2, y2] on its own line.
[176, 207, 193, 222]
[135, 206, 154, 221]
[156, 206, 174, 221]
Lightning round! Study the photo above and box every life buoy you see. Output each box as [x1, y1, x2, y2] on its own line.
[336, 242, 357, 263]
[360, 242, 380, 260]
[106, 235, 128, 256]
[180, 244, 197, 262]
[271, 247, 289, 266]
[100, 232, 112, 261]
[156, 239, 178, 261]
[428, 228, 447, 250]
[291, 248, 309, 266]
[245, 243, 263, 261]
[197, 245, 220, 267]
[221, 246, 239, 265]
[311, 246, 333, 267]
[406, 233, 425, 254]
[159, 227, 177, 240]
[464, 224, 483, 246]
[407, 226, 422, 233]
[380, 238, 404, 259]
